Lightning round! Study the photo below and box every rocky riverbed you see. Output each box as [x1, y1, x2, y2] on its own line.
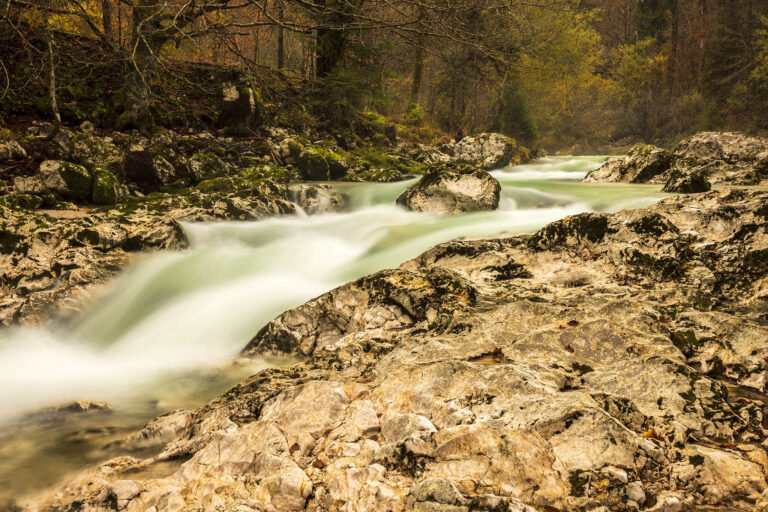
[0, 124, 525, 326]
[584, 132, 768, 192]
[19, 187, 768, 512]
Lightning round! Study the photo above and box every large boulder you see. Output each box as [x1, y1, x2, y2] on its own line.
[296, 147, 330, 181]
[584, 132, 768, 186]
[584, 144, 673, 183]
[91, 168, 123, 205]
[39, 160, 92, 200]
[662, 167, 712, 194]
[396, 167, 501, 214]
[452, 133, 520, 170]
[123, 149, 176, 192]
[218, 83, 263, 135]
[672, 131, 768, 185]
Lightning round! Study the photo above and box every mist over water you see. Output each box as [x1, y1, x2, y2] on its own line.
[0, 156, 667, 499]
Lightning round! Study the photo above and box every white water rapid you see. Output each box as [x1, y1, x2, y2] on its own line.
[0, 156, 667, 499]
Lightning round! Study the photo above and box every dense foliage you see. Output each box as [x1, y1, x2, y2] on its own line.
[1, 0, 767, 150]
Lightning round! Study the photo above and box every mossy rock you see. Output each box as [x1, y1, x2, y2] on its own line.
[0, 194, 44, 209]
[196, 177, 236, 193]
[239, 165, 299, 185]
[39, 160, 92, 201]
[187, 152, 228, 184]
[91, 168, 120, 205]
[296, 148, 330, 181]
[663, 169, 711, 193]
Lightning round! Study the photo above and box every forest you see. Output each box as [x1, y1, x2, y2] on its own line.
[1, 1, 768, 511]
[2, 0, 768, 151]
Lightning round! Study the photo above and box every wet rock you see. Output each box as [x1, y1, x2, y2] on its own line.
[662, 168, 712, 193]
[585, 132, 768, 186]
[452, 133, 520, 170]
[243, 267, 476, 356]
[296, 147, 331, 181]
[22, 400, 112, 423]
[39, 160, 92, 200]
[396, 167, 500, 214]
[288, 184, 346, 214]
[121, 410, 193, 450]
[584, 144, 672, 183]
[25, 189, 768, 512]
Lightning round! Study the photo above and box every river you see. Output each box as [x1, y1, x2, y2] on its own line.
[0, 156, 667, 502]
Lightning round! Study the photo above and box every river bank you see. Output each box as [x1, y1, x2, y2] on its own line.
[1, 150, 767, 511]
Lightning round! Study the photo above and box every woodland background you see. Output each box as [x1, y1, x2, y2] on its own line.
[1, 0, 768, 152]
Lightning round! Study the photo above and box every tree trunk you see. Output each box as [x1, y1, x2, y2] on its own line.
[277, 1, 285, 69]
[314, 0, 352, 77]
[44, 12, 61, 139]
[408, 42, 424, 110]
[102, 0, 113, 42]
[125, 0, 165, 135]
[315, 28, 346, 77]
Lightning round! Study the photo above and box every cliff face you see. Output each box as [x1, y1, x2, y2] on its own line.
[31, 189, 768, 512]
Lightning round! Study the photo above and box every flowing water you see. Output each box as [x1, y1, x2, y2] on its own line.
[0, 156, 668, 502]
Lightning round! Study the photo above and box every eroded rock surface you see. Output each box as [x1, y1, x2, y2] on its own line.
[29, 189, 768, 512]
[583, 144, 672, 184]
[396, 167, 501, 214]
[585, 132, 768, 187]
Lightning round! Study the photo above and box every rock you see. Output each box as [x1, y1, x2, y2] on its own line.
[583, 144, 673, 183]
[627, 480, 646, 504]
[39, 160, 92, 200]
[67, 132, 124, 174]
[92, 168, 122, 205]
[0, 139, 27, 161]
[13, 176, 43, 195]
[585, 132, 768, 186]
[22, 189, 768, 512]
[122, 410, 193, 450]
[288, 184, 346, 214]
[218, 83, 263, 135]
[243, 266, 476, 356]
[108, 480, 139, 509]
[296, 147, 331, 181]
[22, 400, 112, 423]
[396, 167, 500, 214]
[452, 133, 520, 170]
[413, 144, 452, 165]
[325, 150, 350, 179]
[123, 150, 176, 192]
[186, 152, 227, 184]
[662, 168, 712, 193]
